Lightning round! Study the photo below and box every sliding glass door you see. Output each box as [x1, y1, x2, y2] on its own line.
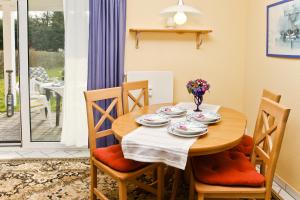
[11, 0, 87, 149]
[18, 0, 67, 148]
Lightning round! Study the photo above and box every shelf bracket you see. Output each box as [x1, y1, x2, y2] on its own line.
[196, 33, 203, 49]
[135, 31, 141, 49]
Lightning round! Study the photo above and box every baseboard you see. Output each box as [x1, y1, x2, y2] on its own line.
[272, 190, 283, 200]
[273, 174, 300, 200]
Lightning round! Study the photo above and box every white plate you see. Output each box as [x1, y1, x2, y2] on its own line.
[136, 116, 170, 127]
[141, 114, 170, 124]
[187, 112, 221, 123]
[202, 118, 222, 125]
[167, 126, 208, 138]
[157, 106, 186, 115]
[172, 121, 207, 134]
[156, 107, 187, 118]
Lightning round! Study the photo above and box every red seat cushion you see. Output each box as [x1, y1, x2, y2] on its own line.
[232, 135, 254, 156]
[192, 151, 265, 187]
[93, 144, 146, 172]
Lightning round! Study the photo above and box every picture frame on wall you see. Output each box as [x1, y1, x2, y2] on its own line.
[267, 0, 300, 58]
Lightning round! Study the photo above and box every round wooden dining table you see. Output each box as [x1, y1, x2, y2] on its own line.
[112, 103, 247, 157]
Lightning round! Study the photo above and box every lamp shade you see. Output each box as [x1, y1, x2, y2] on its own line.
[160, 0, 202, 15]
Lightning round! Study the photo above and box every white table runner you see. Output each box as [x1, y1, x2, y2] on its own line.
[121, 103, 220, 170]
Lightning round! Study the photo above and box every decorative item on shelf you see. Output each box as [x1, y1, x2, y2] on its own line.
[160, 0, 202, 28]
[6, 70, 14, 117]
[166, 17, 176, 28]
[186, 79, 210, 112]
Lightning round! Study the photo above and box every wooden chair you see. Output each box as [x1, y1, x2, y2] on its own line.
[232, 89, 282, 157]
[190, 97, 290, 200]
[122, 80, 149, 114]
[84, 87, 164, 200]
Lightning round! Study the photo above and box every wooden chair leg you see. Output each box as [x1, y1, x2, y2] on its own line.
[119, 181, 127, 200]
[90, 162, 97, 200]
[197, 193, 204, 200]
[188, 171, 195, 200]
[157, 164, 164, 200]
[265, 189, 272, 200]
[170, 168, 181, 200]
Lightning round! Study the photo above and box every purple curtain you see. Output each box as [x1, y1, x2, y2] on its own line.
[88, 0, 126, 147]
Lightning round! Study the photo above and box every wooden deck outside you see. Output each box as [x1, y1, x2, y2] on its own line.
[0, 111, 62, 142]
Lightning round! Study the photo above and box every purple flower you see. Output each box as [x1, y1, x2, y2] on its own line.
[186, 78, 210, 96]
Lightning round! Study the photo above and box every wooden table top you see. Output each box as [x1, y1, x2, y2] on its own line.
[112, 103, 247, 156]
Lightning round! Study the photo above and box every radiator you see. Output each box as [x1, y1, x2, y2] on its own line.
[126, 71, 174, 105]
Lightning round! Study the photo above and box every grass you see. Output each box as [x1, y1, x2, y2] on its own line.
[46, 67, 64, 79]
[0, 67, 63, 113]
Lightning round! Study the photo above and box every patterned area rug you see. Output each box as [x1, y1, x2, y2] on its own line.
[0, 158, 187, 200]
[0, 158, 279, 200]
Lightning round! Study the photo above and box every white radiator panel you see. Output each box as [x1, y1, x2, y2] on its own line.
[126, 71, 174, 105]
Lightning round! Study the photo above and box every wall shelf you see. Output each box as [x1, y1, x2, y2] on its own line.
[129, 28, 212, 49]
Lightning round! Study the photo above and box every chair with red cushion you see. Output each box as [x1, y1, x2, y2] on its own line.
[84, 87, 164, 200]
[232, 89, 281, 157]
[192, 151, 265, 187]
[189, 98, 290, 200]
[231, 134, 254, 156]
[93, 144, 147, 172]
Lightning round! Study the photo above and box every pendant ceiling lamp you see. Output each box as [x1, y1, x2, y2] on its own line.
[160, 0, 202, 26]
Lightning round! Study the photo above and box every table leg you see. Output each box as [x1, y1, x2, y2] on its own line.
[45, 89, 51, 101]
[170, 168, 182, 200]
[55, 94, 61, 126]
[188, 170, 195, 200]
[186, 158, 195, 200]
[45, 89, 51, 116]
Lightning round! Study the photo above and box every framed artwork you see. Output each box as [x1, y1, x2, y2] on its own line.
[267, 0, 300, 58]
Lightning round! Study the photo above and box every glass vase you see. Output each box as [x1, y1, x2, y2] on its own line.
[194, 94, 203, 112]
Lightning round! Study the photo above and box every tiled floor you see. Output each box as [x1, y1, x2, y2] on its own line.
[0, 149, 90, 159]
[255, 166, 298, 200]
[273, 176, 300, 200]
[0, 111, 62, 142]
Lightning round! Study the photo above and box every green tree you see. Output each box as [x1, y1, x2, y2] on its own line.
[49, 12, 65, 51]
[28, 11, 64, 52]
[0, 19, 3, 50]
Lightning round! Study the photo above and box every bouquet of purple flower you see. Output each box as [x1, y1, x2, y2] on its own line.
[186, 79, 210, 112]
[186, 79, 210, 96]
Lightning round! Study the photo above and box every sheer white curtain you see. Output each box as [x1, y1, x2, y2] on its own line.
[61, 0, 89, 147]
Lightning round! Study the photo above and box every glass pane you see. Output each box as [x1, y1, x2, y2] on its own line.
[28, 0, 64, 142]
[0, 1, 21, 144]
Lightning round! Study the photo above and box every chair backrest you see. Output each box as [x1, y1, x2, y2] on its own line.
[262, 89, 281, 124]
[262, 89, 281, 103]
[122, 80, 149, 114]
[30, 67, 49, 82]
[84, 87, 123, 153]
[250, 98, 290, 194]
